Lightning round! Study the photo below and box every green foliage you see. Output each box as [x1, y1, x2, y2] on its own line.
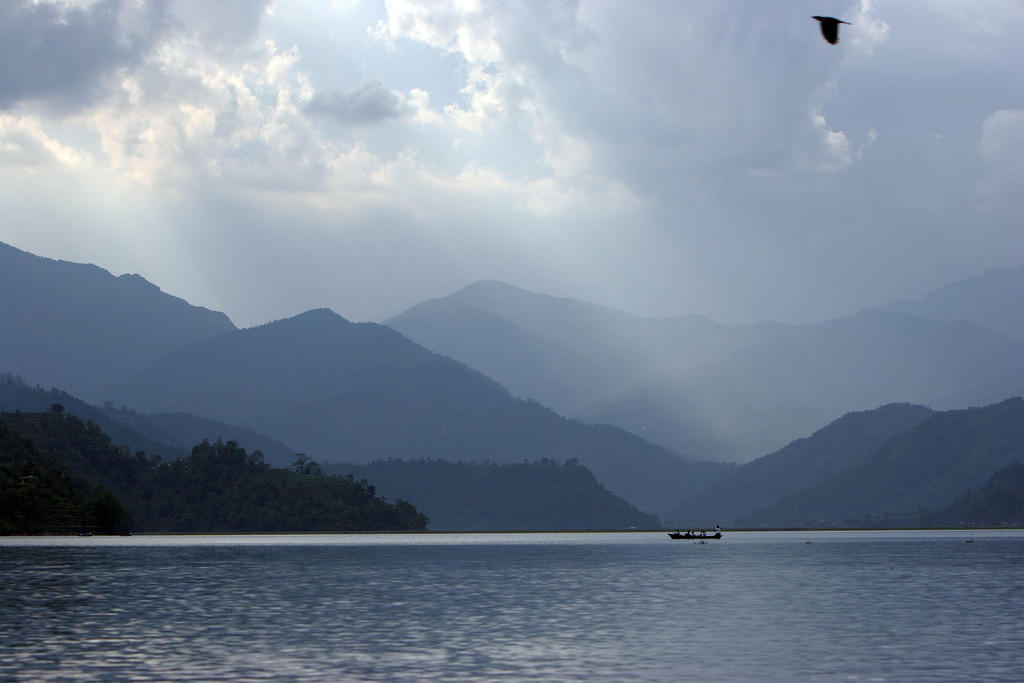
[0, 420, 130, 534]
[0, 412, 427, 533]
[324, 458, 660, 531]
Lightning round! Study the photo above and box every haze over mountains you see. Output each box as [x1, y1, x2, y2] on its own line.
[0, 241, 724, 518]
[111, 307, 722, 515]
[2, 238, 1022, 528]
[390, 273, 1024, 462]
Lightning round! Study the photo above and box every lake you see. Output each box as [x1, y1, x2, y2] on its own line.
[1, 530, 1021, 681]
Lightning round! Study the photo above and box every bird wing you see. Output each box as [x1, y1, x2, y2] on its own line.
[821, 19, 839, 44]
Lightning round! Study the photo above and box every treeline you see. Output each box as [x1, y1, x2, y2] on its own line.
[324, 458, 661, 531]
[0, 410, 427, 534]
[0, 418, 126, 534]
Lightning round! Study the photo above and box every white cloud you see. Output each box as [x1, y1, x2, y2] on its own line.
[977, 109, 1024, 206]
[846, 0, 892, 58]
[0, 114, 89, 171]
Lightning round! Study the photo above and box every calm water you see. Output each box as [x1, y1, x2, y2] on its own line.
[1, 530, 1021, 681]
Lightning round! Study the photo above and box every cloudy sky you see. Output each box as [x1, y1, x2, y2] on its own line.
[1, 0, 1021, 328]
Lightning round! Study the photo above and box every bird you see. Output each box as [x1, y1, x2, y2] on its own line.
[812, 16, 850, 45]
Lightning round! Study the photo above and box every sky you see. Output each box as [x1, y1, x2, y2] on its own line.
[1, 0, 1021, 328]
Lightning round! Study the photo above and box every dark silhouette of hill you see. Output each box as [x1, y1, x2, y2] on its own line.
[390, 280, 1024, 462]
[878, 265, 1024, 342]
[748, 398, 1024, 527]
[115, 308, 727, 516]
[324, 458, 661, 531]
[1, 411, 427, 532]
[0, 374, 294, 467]
[0, 241, 236, 402]
[668, 402, 936, 526]
[923, 462, 1024, 527]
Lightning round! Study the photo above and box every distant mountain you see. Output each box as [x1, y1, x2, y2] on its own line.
[390, 280, 1024, 461]
[748, 398, 1024, 527]
[668, 402, 936, 526]
[115, 308, 727, 516]
[388, 280, 790, 460]
[878, 265, 1024, 342]
[609, 310, 1024, 460]
[0, 241, 236, 402]
[0, 374, 294, 467]
[923, 462, 1024, 527]
[324, 459, 661, 531]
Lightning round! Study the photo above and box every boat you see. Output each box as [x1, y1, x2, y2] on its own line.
[667, 530, 722, 540]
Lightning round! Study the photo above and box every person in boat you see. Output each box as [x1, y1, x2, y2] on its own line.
[714, 524, 722, 535]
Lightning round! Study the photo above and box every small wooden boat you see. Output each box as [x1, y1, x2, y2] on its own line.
[667, 530, 722, 540]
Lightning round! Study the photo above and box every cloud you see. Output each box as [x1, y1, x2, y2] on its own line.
[977, 109, 1024, 207]
[0, 0, 273, 113]
[76, 37, 330, 193]
[306, 80, 411, 125]
[0, 114, 89, 171]
[0, 0, 151, 111]
[1, 0, 1022, 332]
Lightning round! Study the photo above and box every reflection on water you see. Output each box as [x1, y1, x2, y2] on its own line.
[1, 531, 1022, 681]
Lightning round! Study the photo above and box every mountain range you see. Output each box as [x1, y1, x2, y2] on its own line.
[0, 241, 235, 403]
[1, 238, 1022, 528]
[110, 307, 724, 515]
[389, 272, 1024, 462]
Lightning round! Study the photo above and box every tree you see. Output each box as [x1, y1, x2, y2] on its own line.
[292, 453, 323, 475]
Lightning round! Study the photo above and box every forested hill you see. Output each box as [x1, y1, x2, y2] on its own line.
[0, 374, 295, 467]
[0, 410, 427, 533]
[0, 418, 126, 535]
[324, 459, 661, 531]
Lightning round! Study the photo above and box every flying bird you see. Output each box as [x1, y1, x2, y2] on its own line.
[812, 16, 850, 45]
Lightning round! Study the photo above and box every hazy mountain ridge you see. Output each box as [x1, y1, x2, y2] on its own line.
[113, 307, 728, 517]
[4, 241, 1021, 528]
[877, 265, 1024, 342]
[390, 274, 1024, 462]
[746, 398, 1024, 527]
[0, 241, 236, 402]
[668, 402, 937, 526]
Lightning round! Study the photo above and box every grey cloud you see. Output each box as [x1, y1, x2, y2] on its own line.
[0, 0, 272, 112]
[0, 0, 153, 111]
[305, 80, 409, 125]
[163, 0, 272, 53]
